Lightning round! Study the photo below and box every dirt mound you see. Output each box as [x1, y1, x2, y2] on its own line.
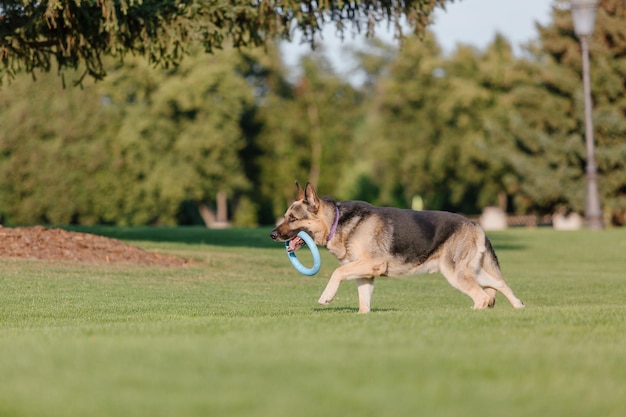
[0, 226, 187, 267]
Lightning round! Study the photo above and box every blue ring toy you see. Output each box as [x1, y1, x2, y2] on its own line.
[286, 231, 321, 276]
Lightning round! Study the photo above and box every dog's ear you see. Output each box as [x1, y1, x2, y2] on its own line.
[295, 181, 305, 201]
[304, 182, 320, 213]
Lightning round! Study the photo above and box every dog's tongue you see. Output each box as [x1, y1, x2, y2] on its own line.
[287, 236, 305, 252]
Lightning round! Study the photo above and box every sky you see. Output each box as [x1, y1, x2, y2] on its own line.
[430, 0, 553, 54]
[280, 0, 555, 83]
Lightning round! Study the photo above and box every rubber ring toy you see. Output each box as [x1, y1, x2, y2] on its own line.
[286, 231, 321, 276]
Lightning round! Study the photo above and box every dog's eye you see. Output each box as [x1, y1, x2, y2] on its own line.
[288, 215, 297, 223]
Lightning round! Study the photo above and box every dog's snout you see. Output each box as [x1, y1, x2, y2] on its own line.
[270, 229, 279, 241]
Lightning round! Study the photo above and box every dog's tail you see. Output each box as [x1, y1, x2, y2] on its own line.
[484, 236, 501, 271]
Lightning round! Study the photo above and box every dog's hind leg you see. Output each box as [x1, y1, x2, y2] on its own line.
[478, 239, 525, 309]
[477, 257, 525, 309]
[356, 278, 375, 314]
[439, 235, 493, 309]
[477, 269, 525, 309]
[440, 260, 492, 309]
[484, 287, 497, 308]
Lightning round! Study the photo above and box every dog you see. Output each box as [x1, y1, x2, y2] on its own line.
[270, 181, 525, 313]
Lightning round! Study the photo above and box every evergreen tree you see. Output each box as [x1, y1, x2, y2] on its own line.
[1, 0, 449, 83]
[496, 0, 626, 221]
[349, 0, 626, 223]
[352, 34, 519, 213]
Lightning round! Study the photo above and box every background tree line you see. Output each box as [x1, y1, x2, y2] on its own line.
[1, 0, 625, 226]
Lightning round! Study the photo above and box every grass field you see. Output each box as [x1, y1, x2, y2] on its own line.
[1, 226, 625, 417]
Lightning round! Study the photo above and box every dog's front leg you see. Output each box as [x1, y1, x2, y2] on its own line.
[356, 278, 375, 314]
[318, 259, 386, 311]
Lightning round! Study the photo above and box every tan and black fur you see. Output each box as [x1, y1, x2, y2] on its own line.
[270, 181, 525, 313]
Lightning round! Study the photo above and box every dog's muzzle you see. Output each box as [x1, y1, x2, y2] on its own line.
[270, 229, 306, 252]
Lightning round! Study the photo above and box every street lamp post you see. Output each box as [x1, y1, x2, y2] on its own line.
[571, 0, 604, 229]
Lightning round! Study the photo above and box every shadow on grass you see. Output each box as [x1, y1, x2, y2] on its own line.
[486, 232, 527, 251]
[63, 225, 279, 249]
[313, 307, 398, 314]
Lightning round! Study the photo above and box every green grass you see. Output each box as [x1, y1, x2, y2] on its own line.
[1, 227, 625, 417]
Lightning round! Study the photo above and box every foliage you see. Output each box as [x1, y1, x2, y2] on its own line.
[0, 0, 448, 83]
[509, 0, 626, 217]
[2, 0, 626, 225]
[1, 227, 626, 416]
[99, 48, 252, 225]
[349, 34, 520, 212]
[0, 47, 251, 225]
[252, 50, 365, 218]
[0, 69, 117, 224]
[345, 0, 626, 219]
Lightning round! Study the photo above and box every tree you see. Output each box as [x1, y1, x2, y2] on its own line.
[348, 0, 626, 223]
[98, 48, 252, 225]
[1, 0, 449, 83]
[252, 50, 364, 218]
[0, 68, 119, 224]
[350, 33, 444, 208]
[349, 33, 519, 213]
[494, 0, 626, 222]
[0, 47, 253, 225]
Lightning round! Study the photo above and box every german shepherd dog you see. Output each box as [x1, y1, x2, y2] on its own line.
[270, 182, 525, 313]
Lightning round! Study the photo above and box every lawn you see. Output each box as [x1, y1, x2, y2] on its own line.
[1, 227, 625, 417]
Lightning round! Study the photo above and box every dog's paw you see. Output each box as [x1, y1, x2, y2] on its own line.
[317, 295, 333, 306]
[472, 297, 492, 310]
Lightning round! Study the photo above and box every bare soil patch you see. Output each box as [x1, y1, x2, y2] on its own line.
[0, 226, 187, 267]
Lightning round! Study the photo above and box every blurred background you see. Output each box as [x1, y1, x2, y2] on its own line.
[1, 0, 624, 228]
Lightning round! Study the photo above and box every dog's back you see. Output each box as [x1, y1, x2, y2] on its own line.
[333, 200, 472, 264]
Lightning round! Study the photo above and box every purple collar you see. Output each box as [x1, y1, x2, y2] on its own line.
[327, 205, 339, 242]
